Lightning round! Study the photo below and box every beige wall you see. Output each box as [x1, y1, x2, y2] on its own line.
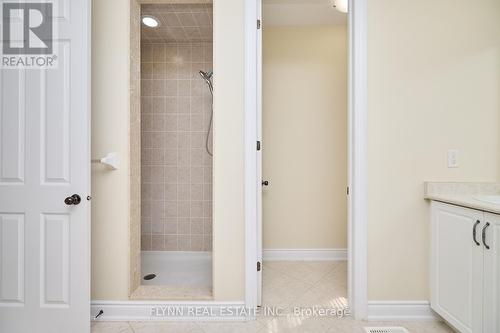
[212, 0, 246, 301]
[367, 0, 500, 300]
[262, 26, 347, 249]
[91, 0, 131, 300]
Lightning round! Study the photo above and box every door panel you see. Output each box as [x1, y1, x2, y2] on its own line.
[40, 214, 70, 307]
[0, 70, 25, 183]
[41, 42, 71, 184]
[0, 214, 24, 304]
[0, 0, 90, 332]
[484, 212, 500, 333]
[430, 202, 483, 333]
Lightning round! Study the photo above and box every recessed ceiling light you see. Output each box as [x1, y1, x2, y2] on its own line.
[142, 15, 160, 28]
[331, 0, 348, 13]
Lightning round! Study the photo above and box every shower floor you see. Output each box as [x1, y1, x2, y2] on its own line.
[141, 251, 212, 288]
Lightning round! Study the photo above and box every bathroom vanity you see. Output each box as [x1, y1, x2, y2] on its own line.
[425, 183, 500, 333]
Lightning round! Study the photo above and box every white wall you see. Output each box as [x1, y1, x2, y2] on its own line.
[262, 25, 347, 249]
[367, 0, 500, 300]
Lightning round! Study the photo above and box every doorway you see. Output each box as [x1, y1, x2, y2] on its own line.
[257, 0, 348, 309]
[245, 0, 369, 319]
[134, 1, 214, 299]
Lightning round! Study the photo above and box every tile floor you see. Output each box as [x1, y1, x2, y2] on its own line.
[92, 261, 455, 333]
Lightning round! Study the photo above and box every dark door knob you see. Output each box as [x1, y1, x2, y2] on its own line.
[65, 194, 82, 205]
[262, 180, 269, 186]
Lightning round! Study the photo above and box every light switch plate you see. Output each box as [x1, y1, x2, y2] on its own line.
[447, 149, 459, 168]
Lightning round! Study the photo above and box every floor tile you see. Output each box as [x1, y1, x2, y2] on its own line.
[313, 263, 347, 293]
[91, 321, 133, 333]
[129, 321, 203, 333]
[261, 266, 313, 308]
[91, 261, 455, 333]
[260, 315, 331, 333]
[197, 320, 263, 333]
[263, 261, 339, 285]
[397, 321, 456, 333]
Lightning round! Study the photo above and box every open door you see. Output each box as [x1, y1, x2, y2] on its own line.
[256, 0, 263, 307]
[0, 1, 91, 332]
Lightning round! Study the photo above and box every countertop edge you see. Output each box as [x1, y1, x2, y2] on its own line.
[425, 194, 500, 215]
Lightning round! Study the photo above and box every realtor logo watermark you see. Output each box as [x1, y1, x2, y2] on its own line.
[1, 1, 57, 68]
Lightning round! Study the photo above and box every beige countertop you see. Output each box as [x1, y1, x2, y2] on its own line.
[424, 182, 500, 215]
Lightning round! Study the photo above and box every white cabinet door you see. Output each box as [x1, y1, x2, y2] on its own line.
[431, 202, 484, 333]
[0, 1, 91, 332]
[483, 212, 500, 333]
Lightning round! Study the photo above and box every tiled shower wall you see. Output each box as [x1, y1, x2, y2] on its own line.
[141, 42, 213, 252]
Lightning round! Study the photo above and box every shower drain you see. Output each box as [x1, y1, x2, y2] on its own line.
[364, 328, 410, 333]
[143, 273, 156, 281]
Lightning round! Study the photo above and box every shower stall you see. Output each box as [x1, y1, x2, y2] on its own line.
[139, 2, 214, 296]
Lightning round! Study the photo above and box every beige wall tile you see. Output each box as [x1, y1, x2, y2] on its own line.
[191, 220, 204, 235]
[190, 184, 203, 200]
[141, 235, 151, 251]
[141, 41, 213, 252]
[164, 235, 178, 250]
[178, 184, 190, 200]
[164, 219, 178, 234]
[203, 235, 212, 251]
[151, 235, 164, 250]
[178, 221, 190, 234]
[178, 235, 190, 250]
[191, 167, 203, 184]
[191, 235, 203, 251]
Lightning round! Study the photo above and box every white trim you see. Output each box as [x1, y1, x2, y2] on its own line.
[244, 0, 369, 320]
[244, 0, 259, 311]
[263, 249, 347, 261]
[347, 0, 368, 320]
[91, 301, 247, 321]
[366, 301, 442, 322]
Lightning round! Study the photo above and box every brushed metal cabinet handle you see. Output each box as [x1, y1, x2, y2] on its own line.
[473, 220, 481, 246]
[482, 222, 491, 250]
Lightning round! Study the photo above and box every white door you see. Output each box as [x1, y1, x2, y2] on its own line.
[256, 0, 263, 306]
[430, 202, 483, 333]
[0, 1, 91, 332]
[483, 212, 500, 333]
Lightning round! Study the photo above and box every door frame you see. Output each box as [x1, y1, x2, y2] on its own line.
[243, 0, 368, 319]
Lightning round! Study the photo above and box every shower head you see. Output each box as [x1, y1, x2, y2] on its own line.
[199, 70, 213, 81]
[199, 70, 214, 94]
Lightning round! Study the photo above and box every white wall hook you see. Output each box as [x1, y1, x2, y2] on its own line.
[92, 152, 118, 170]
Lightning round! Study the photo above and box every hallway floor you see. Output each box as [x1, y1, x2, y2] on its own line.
[92, 261, 454, 333]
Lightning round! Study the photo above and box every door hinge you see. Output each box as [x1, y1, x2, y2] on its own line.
[257, 261, 261, 272]
[257, 141, 261, 151]
[257, 19, 261, 29]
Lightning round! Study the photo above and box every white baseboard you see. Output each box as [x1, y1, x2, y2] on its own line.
[263, 248, 347, 261]
[91, 299, 440, 322]
[366, 301, 441, 321]
[91, 300, 249, 321]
